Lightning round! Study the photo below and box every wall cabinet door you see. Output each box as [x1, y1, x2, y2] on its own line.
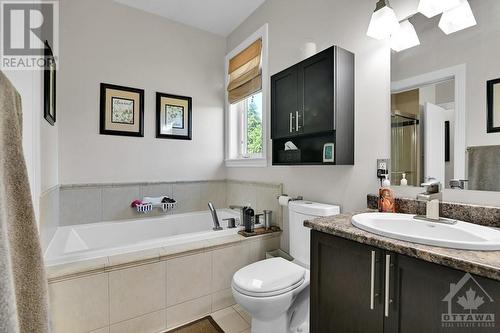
[271, 66, 298, 139]
[311, 230, 384, 333]
[297, 48, 334, 135]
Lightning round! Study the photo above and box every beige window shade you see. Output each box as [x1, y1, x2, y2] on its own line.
[227, 39, 262, 104]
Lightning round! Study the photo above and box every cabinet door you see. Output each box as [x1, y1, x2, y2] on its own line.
[298, 48, 334, 135]
[271, 66, 298, 139]
[311, 231, 384, 333]
[384, 254, 500, 333]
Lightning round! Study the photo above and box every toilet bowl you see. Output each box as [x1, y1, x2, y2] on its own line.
[231, 257, 310, 333]
[231, 200, 340, 333]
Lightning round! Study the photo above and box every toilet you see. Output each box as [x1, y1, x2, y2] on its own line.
[231, 200, 340, 333]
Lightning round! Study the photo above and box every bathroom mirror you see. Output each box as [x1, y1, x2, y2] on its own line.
[390, 0, 500, 192]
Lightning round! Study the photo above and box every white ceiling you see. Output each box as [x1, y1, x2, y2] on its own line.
[114, 0, 266, 36]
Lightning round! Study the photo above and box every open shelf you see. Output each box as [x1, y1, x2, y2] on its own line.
[272, 133, 337, 165]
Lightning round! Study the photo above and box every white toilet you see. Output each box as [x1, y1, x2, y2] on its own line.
[231, 200, 340, 333]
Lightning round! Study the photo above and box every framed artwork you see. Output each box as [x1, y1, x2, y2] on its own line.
[487, 78, 500, 133]
[156, 92, 192, 140]
[44, 40, 56, 125]
[100, 83, 144, 137]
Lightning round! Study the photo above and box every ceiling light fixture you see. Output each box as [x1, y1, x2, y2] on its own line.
[390, 20, 420, 52]
[366, 0, 400, 40]
[417, 0, 462, 18]
[439, 0, 477, 35]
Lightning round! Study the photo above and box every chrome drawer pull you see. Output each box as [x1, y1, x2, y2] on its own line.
[370, 251, 375, 310]
[385, 254, 391, 317]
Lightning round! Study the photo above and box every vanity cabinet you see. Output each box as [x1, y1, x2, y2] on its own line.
[271, 46, 354, 165]
[311, 230, 500, 333]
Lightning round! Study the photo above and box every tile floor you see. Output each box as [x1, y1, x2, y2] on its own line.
[209, 304, 251, 333]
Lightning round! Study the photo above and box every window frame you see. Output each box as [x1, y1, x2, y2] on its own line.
[224, 24, 268, 167]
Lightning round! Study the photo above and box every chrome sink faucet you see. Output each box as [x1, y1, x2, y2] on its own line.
[208, 202, 223, 231]
[416, 178, 442, 221]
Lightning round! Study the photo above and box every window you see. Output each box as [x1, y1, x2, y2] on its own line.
[225, 24, 268, 167]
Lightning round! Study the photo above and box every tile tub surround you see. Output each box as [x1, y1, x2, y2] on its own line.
[47, 232, 279, 333]
[58, 180, 282, 228]
[304, 211, 500, 281]
[367, 194, 500, 228]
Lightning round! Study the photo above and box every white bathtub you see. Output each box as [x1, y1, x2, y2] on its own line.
[44, 209, 249, 266]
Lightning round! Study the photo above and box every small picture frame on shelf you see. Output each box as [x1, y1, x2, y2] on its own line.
[99, 83, 144, 137]
[43, 40, 56, 125]
[323, 143, 335, 163]
[156, 92, 192, 140]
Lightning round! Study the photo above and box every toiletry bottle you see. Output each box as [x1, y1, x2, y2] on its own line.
[243, 207, 255, 233]
[379, 174, 396, 213]
[400, 173, 408, 186]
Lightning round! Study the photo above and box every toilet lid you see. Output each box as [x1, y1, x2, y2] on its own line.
[232, 257, 305, 296]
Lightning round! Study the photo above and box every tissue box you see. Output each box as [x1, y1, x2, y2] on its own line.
[278, 149, 301, 163]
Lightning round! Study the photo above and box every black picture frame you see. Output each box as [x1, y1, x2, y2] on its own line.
[99, 83, 144, 137]
[43, 40, 56, 125]
[487, 78, 500, 133]
[156, 92, 192, 140]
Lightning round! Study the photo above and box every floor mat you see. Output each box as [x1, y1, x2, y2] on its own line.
[165, 316, 225, 333]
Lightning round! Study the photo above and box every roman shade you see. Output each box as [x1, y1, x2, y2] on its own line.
[227, 39, 262, 104]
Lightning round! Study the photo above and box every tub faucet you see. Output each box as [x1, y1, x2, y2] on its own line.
[229, 205, 246, 225]
[208, 202, 223, 231]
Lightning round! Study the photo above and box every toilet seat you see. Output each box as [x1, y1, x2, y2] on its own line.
[232, 257, 306, 297]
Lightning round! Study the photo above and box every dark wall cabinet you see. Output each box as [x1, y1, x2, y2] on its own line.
[271, 46, 354, 165]
[311, 230, 500, 333]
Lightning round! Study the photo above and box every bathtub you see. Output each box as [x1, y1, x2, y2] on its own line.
[44, 209, 251, 266]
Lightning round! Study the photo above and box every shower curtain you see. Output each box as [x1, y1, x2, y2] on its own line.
[0, 71, 49, 332]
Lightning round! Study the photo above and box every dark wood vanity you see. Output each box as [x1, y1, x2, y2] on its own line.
[310, 230, 500, 333]
[270, 45, 354, 165]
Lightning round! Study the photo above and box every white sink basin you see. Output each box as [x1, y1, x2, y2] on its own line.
[351, 213, 500, 251]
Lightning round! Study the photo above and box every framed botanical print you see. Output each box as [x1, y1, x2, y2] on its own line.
[487, 78, 500, 133]
[156, 92, 192, 140]
[44, 40, 56, 125]
[100, 83, 144, 137]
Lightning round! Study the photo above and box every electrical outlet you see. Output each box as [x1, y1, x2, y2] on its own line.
[377, 159, 389, 171]
[377, 159, 390, 181]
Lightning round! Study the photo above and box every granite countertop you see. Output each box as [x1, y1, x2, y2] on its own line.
[304, 210, 500, 282]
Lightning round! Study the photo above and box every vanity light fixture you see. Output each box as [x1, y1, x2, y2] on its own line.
[439, 0, 477, 35]
[366, 0, 400, 40]
[390, 20, 420, 52]
[417, 0, 462, 18]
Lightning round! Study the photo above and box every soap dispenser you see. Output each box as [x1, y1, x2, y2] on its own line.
[400, 173, 408, 186]
[379, 174, 396, 213]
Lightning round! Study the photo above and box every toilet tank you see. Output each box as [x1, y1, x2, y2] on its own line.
[289, 201, 340, 267]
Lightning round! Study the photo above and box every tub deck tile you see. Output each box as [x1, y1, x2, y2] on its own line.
[47, 231, 283, 281]
[47, 256, 108, 282]
[106, 248, 161, 271]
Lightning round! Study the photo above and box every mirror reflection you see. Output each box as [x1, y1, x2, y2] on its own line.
[390, 0, 500, 192]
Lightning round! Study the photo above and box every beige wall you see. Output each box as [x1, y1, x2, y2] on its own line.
[58, 0, 227, 184]
[225, 0, 391, 249]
